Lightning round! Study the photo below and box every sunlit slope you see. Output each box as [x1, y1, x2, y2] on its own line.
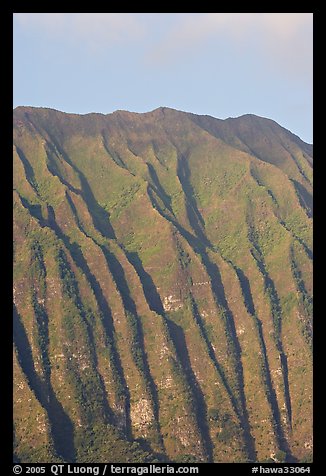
[13, 106, 312, 463]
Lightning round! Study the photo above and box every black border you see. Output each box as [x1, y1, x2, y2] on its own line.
[4, 3, 14, 468]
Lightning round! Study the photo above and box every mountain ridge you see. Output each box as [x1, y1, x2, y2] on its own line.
[13, 105, 313, 146]
[13, 106, 312, 463]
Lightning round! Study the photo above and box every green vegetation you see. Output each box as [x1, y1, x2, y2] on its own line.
[13, 106, 312, 463]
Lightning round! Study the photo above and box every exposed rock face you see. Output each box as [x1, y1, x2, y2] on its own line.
[13, 106, 312, 463]
[163, 295, 183, 312]
[130, 399, 155, 435]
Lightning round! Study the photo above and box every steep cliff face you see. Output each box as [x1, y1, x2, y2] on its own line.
[13, 106, 312, 463]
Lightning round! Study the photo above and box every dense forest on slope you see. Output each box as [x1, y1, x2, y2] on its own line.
[13, 107, 312, 463]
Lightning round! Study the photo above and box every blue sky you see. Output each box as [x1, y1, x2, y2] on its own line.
[13, 13, 313, 143]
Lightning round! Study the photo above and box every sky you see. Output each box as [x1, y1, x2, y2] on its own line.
[13, 13, 313, 143]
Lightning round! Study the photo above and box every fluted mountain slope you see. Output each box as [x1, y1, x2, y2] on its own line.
[13, 106, 313, 463]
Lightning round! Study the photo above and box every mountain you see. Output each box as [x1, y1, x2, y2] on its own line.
[13, 106, 313, 463]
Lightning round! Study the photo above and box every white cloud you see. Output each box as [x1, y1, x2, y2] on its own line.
[14, 13, 312, 84]
[14, 13, 144, 50]
[258, 13, 313, 83]
[146, 13, 313, 84]
[149, 13, 312, 52]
